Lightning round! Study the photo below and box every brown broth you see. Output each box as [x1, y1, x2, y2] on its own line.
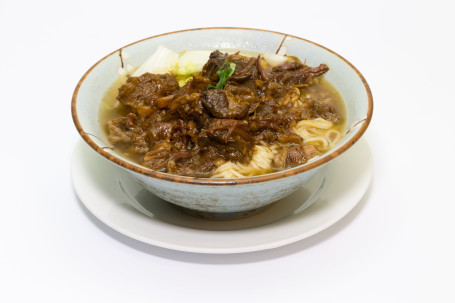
[302, 77, 347, 133]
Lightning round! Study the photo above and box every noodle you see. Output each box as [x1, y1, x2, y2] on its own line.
[292, 118, 342, 152]
[211, 144, 279, 178]
[211, 118, 343, 178]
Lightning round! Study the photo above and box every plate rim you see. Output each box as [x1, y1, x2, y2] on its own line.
[71, 138, 372, 254]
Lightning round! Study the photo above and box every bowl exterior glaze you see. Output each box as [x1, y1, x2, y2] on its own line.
[129, 167, 320, 213]
[72, 28, 372, 213]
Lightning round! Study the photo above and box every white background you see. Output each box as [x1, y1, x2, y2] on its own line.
[1, 0, 454, 302]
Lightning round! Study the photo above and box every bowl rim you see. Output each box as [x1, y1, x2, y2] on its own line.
[71, 27, 373, 186]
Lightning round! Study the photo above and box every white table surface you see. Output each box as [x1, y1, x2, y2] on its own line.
[1, 0, 454, 302]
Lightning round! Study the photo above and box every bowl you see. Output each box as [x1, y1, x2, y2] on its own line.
[71, 27, 373, 216]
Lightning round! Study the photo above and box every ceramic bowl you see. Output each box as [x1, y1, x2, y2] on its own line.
[72, 27, 373, 216]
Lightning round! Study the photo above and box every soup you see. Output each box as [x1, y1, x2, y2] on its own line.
[99, 49, 346, 178]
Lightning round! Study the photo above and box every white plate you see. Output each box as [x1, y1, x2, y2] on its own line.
[71, 138, 372, 254]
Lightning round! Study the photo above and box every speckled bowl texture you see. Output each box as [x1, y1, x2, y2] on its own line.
[72, 27, 373, 214]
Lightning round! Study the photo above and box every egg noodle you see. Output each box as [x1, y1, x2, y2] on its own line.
[211, 118, 342, 178]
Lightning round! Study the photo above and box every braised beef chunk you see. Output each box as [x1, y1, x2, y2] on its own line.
[278, 131, 304, 145]
[272, 61, 303, 72]
[143, 142, 175, 172]
[107, 113, 149, 154]
[201, 85, 256, 119]
[287, 145, 307, 167]
[166, 151, 193, 175]
[201, 50, 228, 82]
[117, 73, 179, 115]
[148, 122, 178, 144]
[198, 119, 253, 162]
[269, 63, 329, 85]
[201, 90, 231, 118]
[312, 99, 340, 122]
[303, 144, 319, 159]
[272, 145, 306, 170]
[106, 50, 340, 177]
[227, 54, 259, 83]
[170, 93, 211, 128]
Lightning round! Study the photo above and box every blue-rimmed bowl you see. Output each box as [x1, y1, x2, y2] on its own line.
[72, 27, 372, 215]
